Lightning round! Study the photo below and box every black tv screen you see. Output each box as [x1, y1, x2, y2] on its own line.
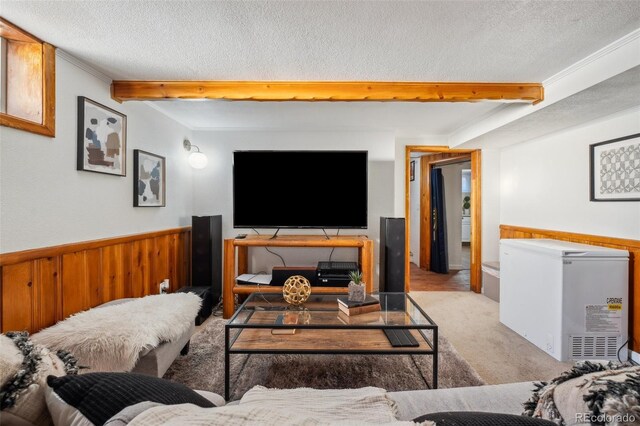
[233, 151, 368, 229]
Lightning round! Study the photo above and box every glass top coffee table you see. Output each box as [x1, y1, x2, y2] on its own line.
[225, 292, 438, 400]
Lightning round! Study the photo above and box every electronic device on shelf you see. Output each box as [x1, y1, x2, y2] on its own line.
[271, 267, 318, 286]
[316, 261, 359, 287]
[236, 274, 272, 285]
[233, 151, 368, 229]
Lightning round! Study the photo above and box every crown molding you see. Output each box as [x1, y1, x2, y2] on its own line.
[142, 101, 194, 130]
[543, 27, 640, 86]
[448, 28, 640, 148]
[55, 49, 112, 84]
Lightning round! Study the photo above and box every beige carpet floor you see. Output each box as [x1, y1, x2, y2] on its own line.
[410, 291, 573, 385]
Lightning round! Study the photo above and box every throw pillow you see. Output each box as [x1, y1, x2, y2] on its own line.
[0, 332, 78, 426]
[523, 361, 640, 425]
[413, 411, 558, 425]
[45, 372, 216, 426]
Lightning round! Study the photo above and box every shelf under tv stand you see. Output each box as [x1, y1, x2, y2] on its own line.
[222, 234, 374, 318]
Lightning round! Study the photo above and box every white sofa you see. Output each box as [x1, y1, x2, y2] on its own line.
[223, 382, 535, 419]
[389, 381, 534, 420]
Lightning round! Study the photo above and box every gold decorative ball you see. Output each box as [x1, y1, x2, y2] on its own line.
[282, 275, 311, 305]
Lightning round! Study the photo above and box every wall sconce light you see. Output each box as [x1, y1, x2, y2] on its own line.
[183, 139, 208, 169]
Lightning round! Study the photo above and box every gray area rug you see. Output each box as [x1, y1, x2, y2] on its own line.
[165, 317, 485, 400]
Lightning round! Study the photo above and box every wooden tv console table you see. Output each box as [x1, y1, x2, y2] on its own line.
[222, 235, 374, 318]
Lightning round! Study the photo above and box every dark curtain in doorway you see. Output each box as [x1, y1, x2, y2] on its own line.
[430, 168, 449, 273]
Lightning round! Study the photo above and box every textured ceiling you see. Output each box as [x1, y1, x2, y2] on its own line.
[151, 100, 501, 135]
[462, 65, 640, 148]
[3, 1, 640, 81]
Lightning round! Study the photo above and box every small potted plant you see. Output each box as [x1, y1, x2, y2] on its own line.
[462, 196, 471, 215]
[348, 270, 366, 302]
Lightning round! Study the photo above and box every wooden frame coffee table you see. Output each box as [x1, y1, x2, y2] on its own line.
[224, 292, 438, 400]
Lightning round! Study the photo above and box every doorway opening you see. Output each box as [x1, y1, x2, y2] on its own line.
[404, 146, 481, 293]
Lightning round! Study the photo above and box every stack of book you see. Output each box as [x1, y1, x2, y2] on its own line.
[337, 295, 381, 316]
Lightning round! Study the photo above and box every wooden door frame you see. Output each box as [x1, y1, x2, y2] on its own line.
[419, 153, 472, 269]
[405, 146, 482, 293]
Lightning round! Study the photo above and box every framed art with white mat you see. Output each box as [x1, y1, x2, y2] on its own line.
[77, 97, 127, 176]
[133, 149, 166, 207]
[590, 133, 640, 202]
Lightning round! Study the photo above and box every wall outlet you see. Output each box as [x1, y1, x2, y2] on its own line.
[159, 279, 170, 294]
[546, 333, 554, 352]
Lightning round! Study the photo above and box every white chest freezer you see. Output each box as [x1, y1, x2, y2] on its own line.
[500, 239, 628, 362]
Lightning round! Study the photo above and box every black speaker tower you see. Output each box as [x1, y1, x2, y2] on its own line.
[191, 215, 222, 301]
[379, 217, 406, 293]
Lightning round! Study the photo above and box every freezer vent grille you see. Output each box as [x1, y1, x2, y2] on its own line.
[570, 335, 619, 359]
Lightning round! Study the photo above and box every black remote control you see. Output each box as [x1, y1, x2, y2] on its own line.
[383, 329, 419, 347]
[236, 234, 247, 239]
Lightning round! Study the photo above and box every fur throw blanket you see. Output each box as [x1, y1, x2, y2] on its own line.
[32, 294, 201, 373]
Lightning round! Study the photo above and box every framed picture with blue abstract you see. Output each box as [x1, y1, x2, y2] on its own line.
[133, 150, 166, 207]
[77, 96, 127, 176]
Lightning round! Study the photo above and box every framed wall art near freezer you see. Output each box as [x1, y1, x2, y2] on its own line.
[590, 133, 640, 202]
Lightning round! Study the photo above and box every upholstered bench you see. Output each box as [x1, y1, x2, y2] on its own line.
[96, 297, 195, 377]
[32, 293, 201, 379]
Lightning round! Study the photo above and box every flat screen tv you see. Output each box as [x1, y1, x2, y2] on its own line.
[233, 151, 368, 229]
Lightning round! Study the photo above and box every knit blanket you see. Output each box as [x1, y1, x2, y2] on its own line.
[127, 386, 429, 425]
[32, 293, 201, 373]
[523, 361, 640, 426]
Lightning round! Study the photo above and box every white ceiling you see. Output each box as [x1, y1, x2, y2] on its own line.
[3, 1, 640, 82]
[464, 65, 640, 148]
[150, 100, 501, 135]
[3, 1, 640, 140]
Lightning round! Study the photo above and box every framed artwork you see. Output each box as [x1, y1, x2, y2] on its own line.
[590, 133, 640, 202]
[77, 97, 127, 176]
[410, 160, 416, 182]
[134, 150, 166, 207]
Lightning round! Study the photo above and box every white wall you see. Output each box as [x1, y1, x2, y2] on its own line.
[409, 157, 421, 266]
[500, 107, 640, 240]
[190, 130, 396, 289]
[442, 163, 464, 269]
[0, 54, 193, 253]
[482, 149, 501, 262]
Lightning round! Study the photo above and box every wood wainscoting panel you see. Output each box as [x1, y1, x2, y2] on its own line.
[0, 227, 191, 334]
[34, 257, 61, 331]
[500, 224, 640, 353]
[150, 236, 170, 295]
[1, 262, 34, 332]
[87, 248, 104, 308]
[130, 239, 149, 298]
[61, 251, 90, 319]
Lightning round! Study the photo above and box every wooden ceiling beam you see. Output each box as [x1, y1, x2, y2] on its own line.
[111, 81, 544, 104]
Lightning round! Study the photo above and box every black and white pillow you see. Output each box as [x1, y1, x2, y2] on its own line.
[522, 361, 640, 425]
[0, 332, 77, 426]
[45, 372, 216, 426]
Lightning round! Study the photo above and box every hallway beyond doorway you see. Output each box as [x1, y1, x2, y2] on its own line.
[409, 263, 470, 292]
